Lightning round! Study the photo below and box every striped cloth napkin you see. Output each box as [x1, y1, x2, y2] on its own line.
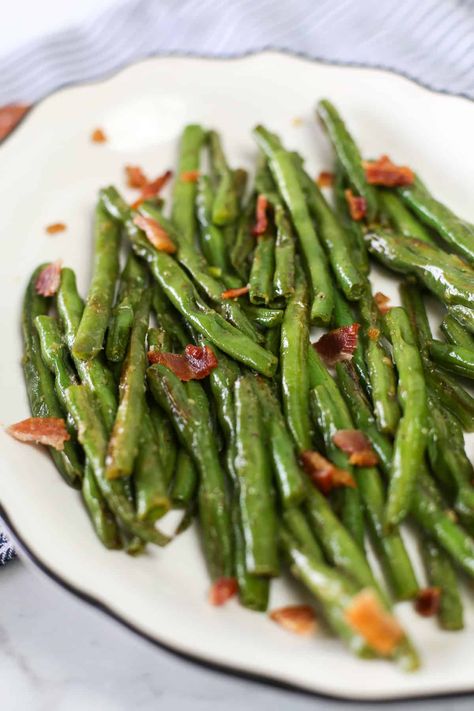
[1, 0, 473, 563]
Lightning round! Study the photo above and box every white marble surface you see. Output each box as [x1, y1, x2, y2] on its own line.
[0, 556, 472, 711]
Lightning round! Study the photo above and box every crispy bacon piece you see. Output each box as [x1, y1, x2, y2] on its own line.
[0, 104, 30, 140]
[367, 326, 380, 341]
[344, 189, 366, 221]
[35, 260, 62, 297]
[133, 214, 176, 254]
[374, 291, 391, 315]
[181, 170, 200, 183]
[148, 344, 218, 381]
[252, 194, 269, 236]
[140, 170, 173, 200]
[45, 222, 66, 235]
[415, 587, 441, 617]
[7, 417, 70, 451]
[316, 171, 334, 188]
[313, 323, 359, 367]
[270, 605, 317, 635]
[209, 577, 237, 606]
[345, 589, 404, 655]
[363, 155, 414, 187]
[91, 128, 107, 143]
[332, 429, 379, 467]
[221, 286, 249, 300]
[125, 165, 148, 189]
[300, 451, 356, 494]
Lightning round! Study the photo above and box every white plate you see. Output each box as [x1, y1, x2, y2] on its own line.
[0, 51, 473, 701]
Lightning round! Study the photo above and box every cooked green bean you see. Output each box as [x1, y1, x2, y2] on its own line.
[196, 174, 229, 271]
[378, 189, 434, 244]
[209, 130, 239, 226]
[22, 265, 83, 487]
[421, 538, 464, 631]
[441, 314, 474, 349]
[232, 502, 270, 611]
[273, 204, 295, 299]
[135, 408, 171, 522]
[171, 450, 198, 507]
[384, 307, 427, 528]
[429, 341, 474, 380]
[249, 231, 275, 305]
[171, 124, 206, 242]
[234, 374, 279, 577]
[73, 203, 121, 360]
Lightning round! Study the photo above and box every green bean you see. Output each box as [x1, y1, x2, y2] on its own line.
[147, 364, 233, 579]
[264, 325, 280, 357]
[384, 307, 427, 528]
[281, 265, 311, 451]
[243, 305, 284, 329]
[106, 290, 150, 479]
[399, 176, 474, 265]
[366, 229, 474, 309]
[441, 314, 474, 349]
[66, 384, 169, 546]
[171, 450, 198, 507]
[299, 166, 365, 300]
[234, 374, 279, 577]
[249, 231, 275, 305]
[426, 365, 474, 432]
[232, 502, 269, 611]
[100, 187, 276, 376]
[429, 340, 474, 380]
[333, 162, 370, 275]
[196, 174, 229, 271]
[253, 376, 305, 507]
[34, 315, 78, 415]
[378, 189, 434, 244]
[34, 314, 121, 547]
[230, 193, 256, 280]
[208, 130, 239, 226]
[310, 384, 364, 548]
[82, 461, 122, 548]
[72, 203, 121, 360]
[135, 408, 171, 522]
[22, 265, 83, 487]
[57, 268, 117, 433]
[254, 126, 334, 324]
[317, 99, 378, 221]
[448, 304, 474, 333]
[106, 253, 149, 363]
[148, 400, 178, 485]
[420, 538, 464, 631]
[222, 169, 247, 252]
[273, 204, 295, 300]
[152, 284, 189, 348]
[171, 124, 206, 242]
[254, 152, 281, 206]
[304, 486, 380, 594]
[281, 528, 372, 658]
[282, 508, 323, 561]
[359, 286, 401, 434]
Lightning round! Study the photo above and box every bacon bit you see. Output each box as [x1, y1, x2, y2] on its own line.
[45, 222, 66, 235]
[0, 104, 30, 140]
[148, 344, 218, 381]
[367, 327, 380, 341]
[332, 429, 379, 467]
[125, 165, 148, 189]
[140, 170, 173, 199]
[270, 605, 317, 635]
[209, 577, 237, 606]
[221, 286, 249, 300]
[35, 260, 62, 297]
[363, 155, 414, 187]
[181, 170, 200, 183]
[316, 171, 334, 188]
[374, 291, 391, 315]
[313, 323, 359, 367]
[415, 587, 441, 617]
[7, 417, 70, 451]
[91, 128, 107, 143]
[345, 589, 404, 655]
[344, 189, 366, 221]
[252, 194, 269, 236]
[300, 450, 356, 494]
[133, 214, 176, 254]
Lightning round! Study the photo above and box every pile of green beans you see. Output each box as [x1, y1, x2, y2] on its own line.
[17, 105, 474, 671]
